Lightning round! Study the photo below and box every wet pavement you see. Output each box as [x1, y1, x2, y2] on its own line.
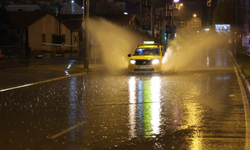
[0, 49, 250, 149]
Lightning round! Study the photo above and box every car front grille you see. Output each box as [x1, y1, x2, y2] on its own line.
[134, 68, 155, 71]
[135, 59, 151, 65]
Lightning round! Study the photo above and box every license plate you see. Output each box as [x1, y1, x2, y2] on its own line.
[139, 66, 149, 69]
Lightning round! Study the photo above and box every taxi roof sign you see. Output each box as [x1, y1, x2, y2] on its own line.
[143, 41, 154, 44]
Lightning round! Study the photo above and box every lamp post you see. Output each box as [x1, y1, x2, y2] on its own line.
[140, 0, 142, 30]
[170, 1, 175, 39]
[151, 0, 155, 39]
[170, 0, 182, 40]
[83, 0, 89, 69]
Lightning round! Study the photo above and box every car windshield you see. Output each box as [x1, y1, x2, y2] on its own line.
[133, 48, 160, 56]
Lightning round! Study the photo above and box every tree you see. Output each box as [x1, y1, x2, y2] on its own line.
[0, 0, 10, 24]
[213, 0, 247, 25]
[37, 2, 63, 15]
[213, 0, 234, 24]
[214, 0, 248, 55]
[0, 0, 10, 46]
[95, 0, 124, 15]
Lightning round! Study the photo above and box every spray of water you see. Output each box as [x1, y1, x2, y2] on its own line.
[162, 27, 228, 73]
[87, 18, 228, 73]
[87, 18, 150, 72]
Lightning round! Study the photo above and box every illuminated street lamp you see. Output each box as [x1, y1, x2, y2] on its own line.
[178, 3, 183, 9]
[170, 0, 182, 39]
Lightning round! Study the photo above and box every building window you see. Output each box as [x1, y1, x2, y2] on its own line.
[42, 34, 45, 43]
[52, 34, 55, 43]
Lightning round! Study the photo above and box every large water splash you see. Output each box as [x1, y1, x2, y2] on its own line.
[87, 18, 228, 73]
[87, 18, 150, 72]
[162, 28, 228, 73]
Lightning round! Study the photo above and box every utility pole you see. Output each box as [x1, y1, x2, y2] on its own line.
[171, 1, 177, 40]
[84, 0, 90, 69]
[140, 0, 142, 30]
[151, 0, 155, 39]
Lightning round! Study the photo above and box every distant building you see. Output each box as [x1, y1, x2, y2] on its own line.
[185, 17, 202, 28]
[7, 12, 79, 55]
[178, 0, 217, 28]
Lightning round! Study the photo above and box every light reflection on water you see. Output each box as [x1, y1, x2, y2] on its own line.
[68, 76, 86, 142]
[68, 77, 77, 140]
[128, 77, 136, 138]
[186, 87, 202, 150]
[150, 77, 161, 135]
[128, 76, 161, 138]
[186, 103, 202, 150]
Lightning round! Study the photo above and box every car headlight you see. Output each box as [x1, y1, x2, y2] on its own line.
[130, 59, 136, 64]
[152, 59, 160, 65]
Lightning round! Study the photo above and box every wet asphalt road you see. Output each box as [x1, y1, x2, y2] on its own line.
[0, 49, 250, 150]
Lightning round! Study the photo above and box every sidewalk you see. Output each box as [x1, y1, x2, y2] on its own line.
[0, 56, 105, 73]
[0, 52, 101, 69]
[0, 58, 25, 69]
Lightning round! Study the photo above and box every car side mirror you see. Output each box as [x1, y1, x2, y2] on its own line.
[128, 54, 131, 57]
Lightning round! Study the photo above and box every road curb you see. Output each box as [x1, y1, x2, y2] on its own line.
[231, 52, 250, 149]
[231, 53, 250, 98]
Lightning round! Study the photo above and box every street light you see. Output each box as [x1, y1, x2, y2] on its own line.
[170, 0, 182, 40]
[178, 3, 183, 9]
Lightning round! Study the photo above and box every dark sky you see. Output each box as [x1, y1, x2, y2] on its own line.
[75, 0, 97, 10]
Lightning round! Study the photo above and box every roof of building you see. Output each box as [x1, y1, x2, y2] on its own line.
[8, 11, 72, 30]
[60, 14, 129, 30]
[8, 11, 51, 29]
[60, 14, 83, 30]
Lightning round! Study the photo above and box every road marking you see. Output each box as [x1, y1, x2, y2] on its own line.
[0, 72, 85, 92]
[48, 122, 85, 139]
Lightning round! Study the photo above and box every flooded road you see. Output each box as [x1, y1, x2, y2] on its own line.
[0, 49, 249, 149]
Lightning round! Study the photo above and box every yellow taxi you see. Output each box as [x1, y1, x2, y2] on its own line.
[127, 41, 165, 73]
